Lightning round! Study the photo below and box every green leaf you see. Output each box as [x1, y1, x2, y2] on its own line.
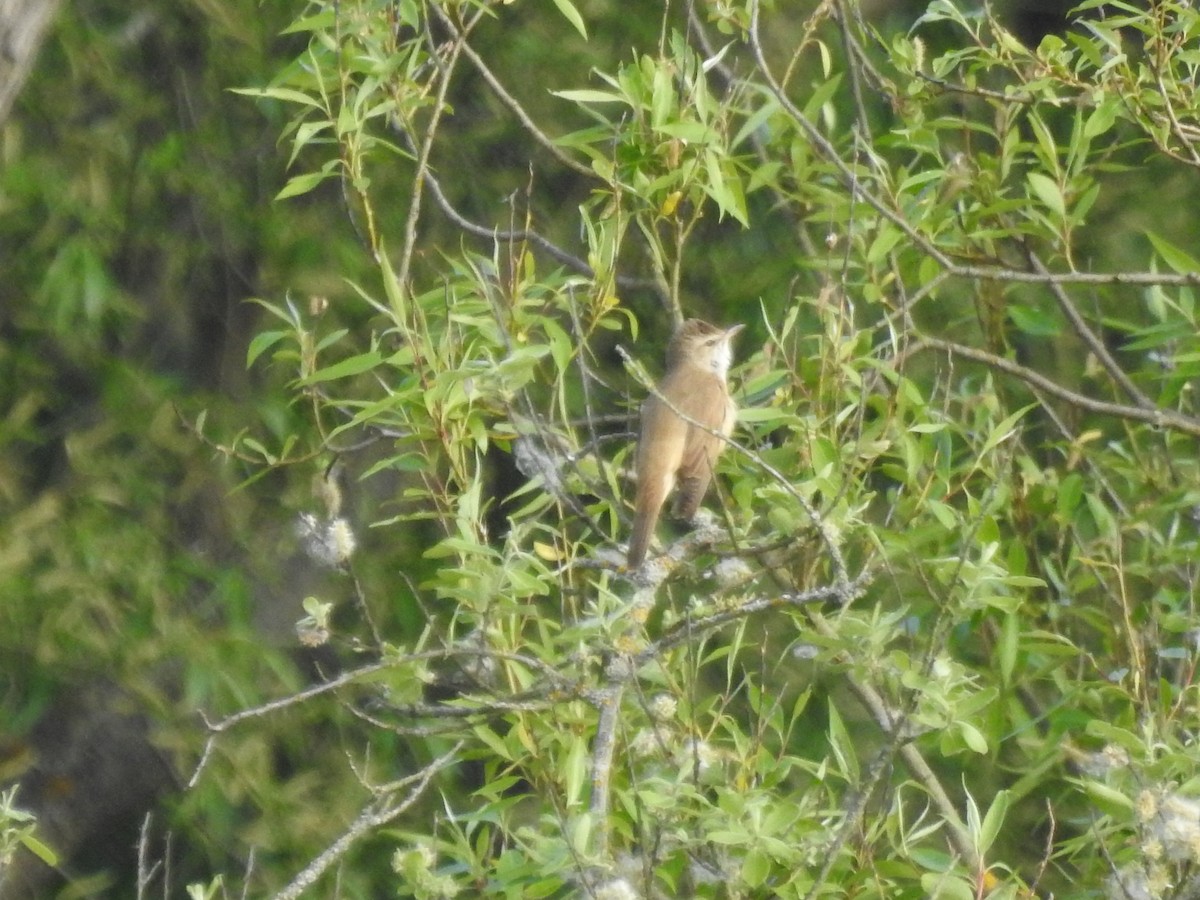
[378, 241, 406, 320]
[929, 499, 959, 530]
[550, 89, 625, 104]
[1008, 303, 1062, 337]
[736, 406, 802, 425]
[1027, 171, 1065, 218]
[702, 150, 749, 226]
[1057, 472, 1084, 519]
[276, 170, 332, 201]
[288, 120, 332, 167]
[230, 86, 326, 110]
[280, 9, 336, 34]
[998, 612, 1019, 683]
[978, 790, 1010, 854]
[1084, 96, 1118, 138]
[1146, 230, 1200, 274]
[1084, 490, 1117, 538]
[563, 736, 588, 807]
[246, 329, 289, 368]
[957, 721, 989, 754]
[866, 224, 904, 264]
[568, 812, 592, 855]
[742, 848, 772, 886]
[300, 350, 383, 384]
[920, 873, 975, 900]
[314, 327, 350, 353]
[549, 0, 588, 40]
[656, 121, 714, 143]
[1000, 575, 1044, 587]
[473, 724, 513, 761]
[980, 404, 1034, 456]
[826, 699, 860, 781]
[1084, 720, 1143, 755]
[733, 96, 780, 148]
[1082, 781, 1133, 814]
[19, 832, 59, 866]
[240, 437, 276, 465]
[1028, 113, 1060, 173]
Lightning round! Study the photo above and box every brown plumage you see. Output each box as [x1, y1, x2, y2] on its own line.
[627, 319, 743, 568]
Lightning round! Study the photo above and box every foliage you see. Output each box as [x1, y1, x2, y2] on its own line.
[0, 788, 56, 874]
[182, 0, 1200, 896]
[9, 0, 1200, 897]
[0, 0, 377, 895]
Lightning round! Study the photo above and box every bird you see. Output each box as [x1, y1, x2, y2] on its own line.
[627, 318, 744, 568]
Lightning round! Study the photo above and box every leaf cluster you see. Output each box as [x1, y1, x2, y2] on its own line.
[190, 0, 1200, 896]
[12, 0, 1200, 897]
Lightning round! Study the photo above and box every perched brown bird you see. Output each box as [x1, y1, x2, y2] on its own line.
[627, 319, 743, 568]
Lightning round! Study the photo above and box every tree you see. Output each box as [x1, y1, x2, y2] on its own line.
[9, 0, 1200, 897]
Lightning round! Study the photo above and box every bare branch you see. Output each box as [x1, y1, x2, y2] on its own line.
[430, 4, 595, 180]
[270, 742, 463, 900]
[901, 337, 1200, 438]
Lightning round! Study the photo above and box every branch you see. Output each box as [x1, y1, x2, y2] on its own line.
[1150, 34, 1200, 167]
[806, 607, 982, 874]
[421, 163, 661, 295]
[430, 4, 595, 180]
[271, 741, 463, 900]
[588, 683, 626, 859]
[1023, 246, 1154, 410]
[748, 0, 1200, 293]
[916, 69, 1035, 105]
[189, 646, 575, 788]
[0, 0, 62, 127]
[642, 575, 867, 660]
[900, 337, 1200, 438]
[394, 8, 487, 305]
[587, 571, 872, 864]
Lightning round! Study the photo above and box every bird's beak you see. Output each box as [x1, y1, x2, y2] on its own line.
[725, 324, 746, 340]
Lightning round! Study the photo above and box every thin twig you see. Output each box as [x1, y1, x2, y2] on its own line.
[189, 645, 572, 788]
[900, 337, 1200, 438]
[431, 5, 595, 179]
[748, 0, 1200, 294]
[421, 164, 660, 294]
[135, 813, 159, 900]
[807, 607, 982, 872]
[271, 742, 463, 900]
[394, 13, 477, 307]
[834, 0, 870, 138]
[917, 70, 1035, 104]
[1023, 246, 1154, 409]
[643, 575, 867, 660]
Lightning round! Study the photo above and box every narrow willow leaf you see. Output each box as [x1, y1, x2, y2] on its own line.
[1146, 230, 1200, 274]
[300, 350, 383, 384]
[550, 0, 588, 40]
[1027, 171, 1065, 218]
